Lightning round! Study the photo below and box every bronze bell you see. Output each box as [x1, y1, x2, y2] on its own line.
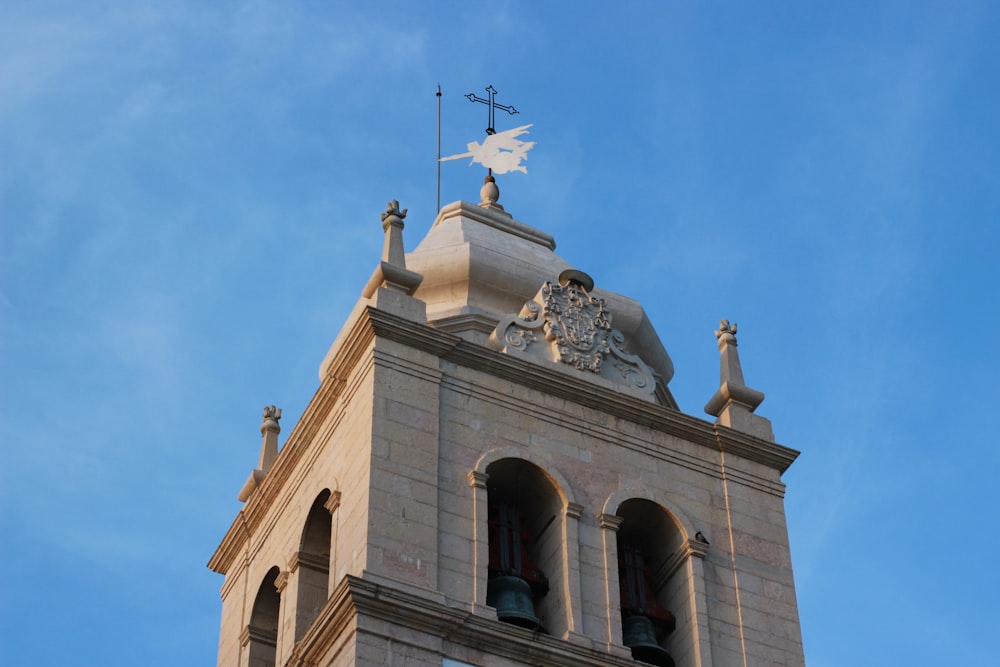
[622, 614, 675, 667]
[486, 575, 542, 629]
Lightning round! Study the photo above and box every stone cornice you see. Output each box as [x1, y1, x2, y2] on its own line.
[365, 305, 462, 358]
[711, 423, 798, 473]
[431, 312, 499, 336]
[285, 574, 360, 666]
[289, 575, 651, 667]
[434, 199, 557, 250]
[361, 308, 798, 474]
[210, 522, 245, 579]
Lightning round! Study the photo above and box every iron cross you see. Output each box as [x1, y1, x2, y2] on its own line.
[465, 85, 518, 136]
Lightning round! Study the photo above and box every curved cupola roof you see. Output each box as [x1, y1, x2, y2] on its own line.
[404, 179, 677, 407]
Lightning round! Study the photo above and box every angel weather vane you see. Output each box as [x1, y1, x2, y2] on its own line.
[440, 84, 536, 176]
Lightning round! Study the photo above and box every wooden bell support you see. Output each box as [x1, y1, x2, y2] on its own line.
[486, 499, 549, 629]
[619, 543, 676, 667]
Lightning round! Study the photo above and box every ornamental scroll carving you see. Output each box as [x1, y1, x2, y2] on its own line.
[488, 270, 657, 396]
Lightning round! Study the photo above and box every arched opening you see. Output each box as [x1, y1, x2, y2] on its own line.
[485, 458, 565, 636]
[616, 499, 684, 667]
[246, 566, 281, 667]
[295, 490, 332, 640]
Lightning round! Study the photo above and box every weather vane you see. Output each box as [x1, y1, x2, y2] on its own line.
[439, 84, 535, 178]
[465, 85, 518, 136]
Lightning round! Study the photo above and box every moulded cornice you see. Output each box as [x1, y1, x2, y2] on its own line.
[290, 575, 654, 667]
[365, 305, 462, 358]
[320, 299, 382, 384]
[352, 307, 796, 475]
[285, 574, 359, 666]
[211, 510, 251, 585]
[361, 308, 798, 473]
[711, 423, 799, 473]
[434, 199, 557, 250]
[431, 312, 501, 336]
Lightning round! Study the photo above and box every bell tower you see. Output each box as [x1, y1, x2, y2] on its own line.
[209, 182, 806, 666]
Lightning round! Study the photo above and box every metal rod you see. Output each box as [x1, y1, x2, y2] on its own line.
[436, 84, 442, 212]
[488, 85, 496, 135]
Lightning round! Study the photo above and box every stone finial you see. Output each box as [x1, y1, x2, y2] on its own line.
[381, 199, 407, 222]
[238, 405, 283, 502]
[258, 405, 281, 469]
[362, 199, 423, 299]
[379, 200, 408, 267]
[713, 320, 747, 388]
[261, 404, 281, 430]
[480, 174, 504, 211]
[704, 320, 774, 441]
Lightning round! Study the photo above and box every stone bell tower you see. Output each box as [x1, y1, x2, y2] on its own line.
[208, 180, 806, 666]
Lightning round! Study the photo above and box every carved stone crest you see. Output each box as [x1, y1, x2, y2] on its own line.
[541, 280, 611, 372]
[489, 270, 657, 396]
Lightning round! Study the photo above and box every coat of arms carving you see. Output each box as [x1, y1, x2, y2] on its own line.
[489, 270, 657, 396]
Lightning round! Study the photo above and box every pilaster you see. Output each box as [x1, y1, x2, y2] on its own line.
[467, 470, 490, 612]
[597, 512, 625, 651]
[325, 490, 342, 595]
[563, 501, 586, 643]
[684, 542, 715, 667]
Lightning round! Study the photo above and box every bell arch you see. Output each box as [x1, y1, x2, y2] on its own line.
[294, 489, 333, 640]
[471, 450, 580, 639]
[244, 566, 281, 667]
[614, 499, 683, 666]
[600, 493, 709, 667]
[601, 486, 696, 541]
[474, 446, 576, 508]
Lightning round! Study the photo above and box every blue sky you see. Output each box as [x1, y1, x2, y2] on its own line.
[1, 2, 997, 665]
